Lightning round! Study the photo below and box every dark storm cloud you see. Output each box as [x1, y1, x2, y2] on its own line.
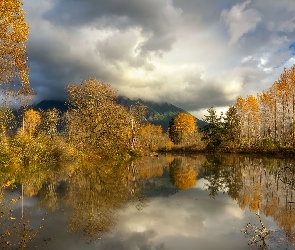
[21, 0, 295, 116]
[43, 0, 181, 54]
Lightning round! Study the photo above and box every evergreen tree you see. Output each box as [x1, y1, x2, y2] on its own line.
[201, 107, 226, 151]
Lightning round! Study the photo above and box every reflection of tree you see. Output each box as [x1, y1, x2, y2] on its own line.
[202, 155, 243, 199]
[137, 155, 174, 179]
[233, 157, 295, 244]
[64, 160, 144, 241]
[201, 155, 295, 246]
[38, 183, 59, 212]
[2, 154, 176, 243]
[0, 196, 45, 249]
[169, 158, 198, 190]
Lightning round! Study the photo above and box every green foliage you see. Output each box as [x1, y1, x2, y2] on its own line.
[201, 106, 243, 152]
[201, 107, 226, 151]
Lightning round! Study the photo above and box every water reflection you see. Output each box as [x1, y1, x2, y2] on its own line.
[1, 154, 295, 249]
[169, 157, 199, 190]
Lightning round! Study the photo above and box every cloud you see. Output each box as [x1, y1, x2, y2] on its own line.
[43, 0, 182, 55]
[221, 0, 262, 45]
[19, 0, 295, 117]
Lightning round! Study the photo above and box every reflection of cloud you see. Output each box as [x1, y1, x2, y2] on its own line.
[20, 182, 280, 250]
[105, 188, 250, 249]
[194, 177, 210, 189]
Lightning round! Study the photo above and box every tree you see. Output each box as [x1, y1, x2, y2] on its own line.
[0, 105, 15, 137]
[129, 102, 148, 150]
[246, 95, 261, 146]
[224, 106, 241, 151]
[201, 107, 225, 150]
[39, 108, 60, 138]
[23, 109, 41, 138]
[139, 123, 172, 151]
[235, 95, 260, 148]
[65, 77, 132, 158]
[168, 113, 197, 145]
[0, 0, 31, 97]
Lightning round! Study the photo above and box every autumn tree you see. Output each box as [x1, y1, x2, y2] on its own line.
[223, 106, 241, 151]
[169, 113, 198, 145]
[0, 105, 15, 137]
[38, 108, 60, 138]
[246, 95, 261, 146]
[259, 91, 274, 139]
[139, 123, 173, 152]
[65, 77, 132, 158]
[234, 95, 260, 149]
[0, 0, 32, 97]
[129, 102, 148, 150]
[23, 109, 41, 138]
[288, 65, 295, 146]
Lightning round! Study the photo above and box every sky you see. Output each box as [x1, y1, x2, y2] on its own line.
[22, 0, 295, 118]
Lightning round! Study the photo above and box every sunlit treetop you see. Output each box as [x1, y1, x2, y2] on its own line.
[0, 0, 32, 98]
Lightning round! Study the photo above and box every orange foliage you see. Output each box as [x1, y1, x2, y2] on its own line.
[169, 113, 198, 145]
[23, 109, 41, 138]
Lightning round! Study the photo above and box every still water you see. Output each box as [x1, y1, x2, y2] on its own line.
[1, 154, 295, 249]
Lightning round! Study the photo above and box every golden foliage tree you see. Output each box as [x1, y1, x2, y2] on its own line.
[65, 77, 132, 158]
[139, 123, 172, 152]
[0, 105, 15, 136]
[233, 65, 295, 151]
[23, 109, 41, 138]
[0, 0, 31, 96]
[169, 113, 197, 145]
[235, 95, 260, 148]
[39, 108, 60, 138]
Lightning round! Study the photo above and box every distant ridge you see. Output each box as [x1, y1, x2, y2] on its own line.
[116, 96, 207, 130]
[33, 97, 206, 131]
[34, 100, 67, 113]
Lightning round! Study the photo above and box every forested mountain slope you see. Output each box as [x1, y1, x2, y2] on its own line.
[34, 97, 206, 131]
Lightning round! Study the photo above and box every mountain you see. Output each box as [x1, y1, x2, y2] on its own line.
[34, 97, 206, 131]
[116, 96, 207, 131]
[34, 100, 67, 113]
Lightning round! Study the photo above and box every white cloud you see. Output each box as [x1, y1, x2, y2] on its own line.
[19, 0, 295, 117]
[221, 0, 262, 45]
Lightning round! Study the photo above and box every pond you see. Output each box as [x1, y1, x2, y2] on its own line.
[1, 154, 295, 249]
